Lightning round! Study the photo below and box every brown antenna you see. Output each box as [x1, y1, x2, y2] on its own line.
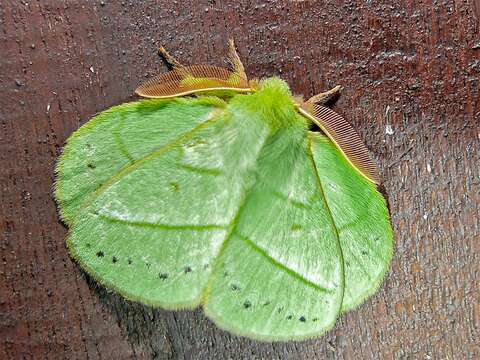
[136, 41, 252, 99]
[158, 46, 184, 69]
[299, 103, 382, 184]
[227, 39, 247, 79]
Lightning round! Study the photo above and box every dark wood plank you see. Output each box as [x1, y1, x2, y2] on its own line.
[1, 1, 478, 359]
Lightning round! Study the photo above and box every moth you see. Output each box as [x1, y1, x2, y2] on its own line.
[55, 40, 394, 341]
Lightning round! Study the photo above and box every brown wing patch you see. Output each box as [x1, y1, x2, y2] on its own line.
[299, 104, 382, 184]
[135, 65, 251, 99]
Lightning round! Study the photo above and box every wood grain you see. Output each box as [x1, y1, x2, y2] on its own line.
[1, 1, 478, 359]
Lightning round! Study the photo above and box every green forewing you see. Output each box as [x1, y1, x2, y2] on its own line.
[310, 134, 393, 311]
[204, 128, 344, 340]
[55, 97, 225, 224]
[55, 78, 393, 340]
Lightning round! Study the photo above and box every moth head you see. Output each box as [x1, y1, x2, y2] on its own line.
[135, 41, 381, 185]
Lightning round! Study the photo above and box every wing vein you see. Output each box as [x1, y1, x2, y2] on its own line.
[78, 112, 220, 214]
[112, 114, 135, 164]
[235, 232, 330, 293]
[307, 136, 346, 304]
[97, 213, 228, 231]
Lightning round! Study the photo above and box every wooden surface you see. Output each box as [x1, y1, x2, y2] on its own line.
[1, 1, 479, 359]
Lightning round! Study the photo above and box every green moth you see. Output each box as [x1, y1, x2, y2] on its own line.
[55, 40, 394, 341]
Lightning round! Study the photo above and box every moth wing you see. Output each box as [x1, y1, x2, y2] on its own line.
[309, 132, 394, 311]
[62, 97, 344, 340]
[135, 65, 251, 98]
[64, 102, 273, 309]
[299, 104, 381, 184]
[204, 130, 344, 341]
[55, 97, 224, 224]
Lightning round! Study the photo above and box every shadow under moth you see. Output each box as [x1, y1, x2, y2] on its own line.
[54, 40, 394, 341]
